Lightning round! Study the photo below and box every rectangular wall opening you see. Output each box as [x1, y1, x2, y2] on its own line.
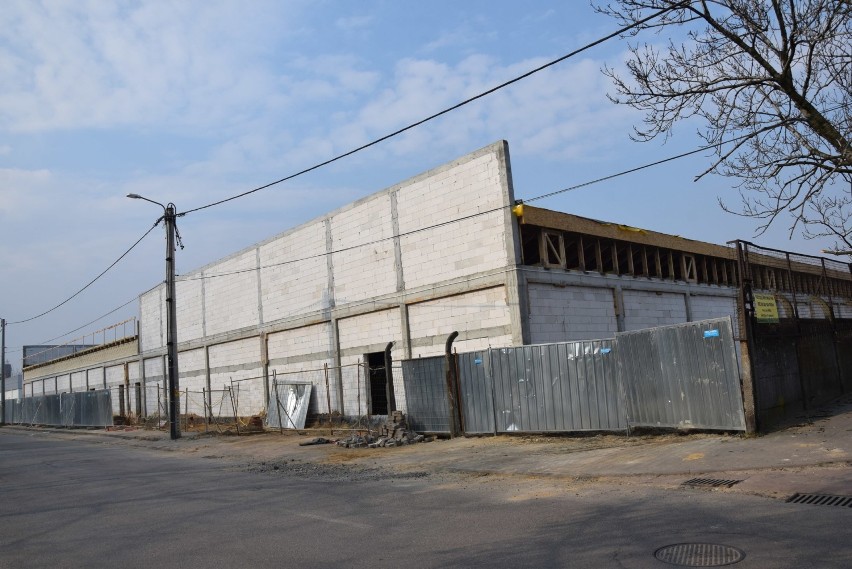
[366, 351, 388, 416]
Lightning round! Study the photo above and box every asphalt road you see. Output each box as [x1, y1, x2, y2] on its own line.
[0, 430, 849, 568]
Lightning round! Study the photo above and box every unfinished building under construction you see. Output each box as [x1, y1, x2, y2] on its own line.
[19, 141, 852, 432]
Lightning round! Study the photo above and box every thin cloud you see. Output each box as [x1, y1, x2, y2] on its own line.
[335, 15, 373, 31]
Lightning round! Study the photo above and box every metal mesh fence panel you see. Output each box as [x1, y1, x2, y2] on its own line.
[736, 241, 852, 427]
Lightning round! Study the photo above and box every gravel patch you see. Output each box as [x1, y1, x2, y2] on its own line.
[244, 460, 431, 482]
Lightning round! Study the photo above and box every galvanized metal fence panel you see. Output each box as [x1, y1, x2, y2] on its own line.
[3, 398, 18, 423]
[4, 390, 113, 427]
[490, 340, 624, 433]
[457, 351, 494, 434]
[60, 391, 113, 427]
[616, 317, 745, 431]
[401, 356, 450, 433]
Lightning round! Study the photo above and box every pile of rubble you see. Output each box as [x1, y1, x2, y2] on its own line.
[335, 411, 433, 448]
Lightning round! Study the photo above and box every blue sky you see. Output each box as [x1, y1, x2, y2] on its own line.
[0, 1, 837, 368]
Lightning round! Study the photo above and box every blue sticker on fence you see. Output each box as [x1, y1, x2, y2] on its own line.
[474, 358, 482, 365]
[600, 348, 612, 354]
[704, 329, 720, 338]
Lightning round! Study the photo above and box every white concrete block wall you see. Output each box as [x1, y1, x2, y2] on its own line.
[809, 296, 833, 318]
[56, 374, 71, 393]
[143, 357, 165, 416]
[268, 324, 332, 360]
[268, 323, 335, 413]
[105, 365, 125, 387]
[397, 153, 509, 290]
[338, 308, 401, 353]
[204, 251, 260, 336]
[176, 276, 204, 343]
[338, 308, 402, 414]
[105, 364, 125, 415]
[836, 299, 852, 319]
[208, 338, 263, 416]
[132, 143, 518, 419]
[689, 295, 737, 322]
[623, 290, 687, 331]
[689, 294, 739, 336]
[71, 371, 86, 391]
[139, 287, 164, 351]
[527, 284, 618, 343]
[408, 287, 513, 357]
[178, 348, 207, 415]
[128, 361, 141, 387]
[125, 361, 141, 417]
[87, 368, 105, 389]
[260, 223, 328, 322]
[331, 194, 397, 303]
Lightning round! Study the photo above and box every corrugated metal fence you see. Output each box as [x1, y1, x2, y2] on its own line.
[3, 390, 113, 427]
[401, 318, 745, 434]
[617, 319, 745, 430]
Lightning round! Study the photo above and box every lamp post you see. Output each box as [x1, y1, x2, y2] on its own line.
[128, 194, 181, 440]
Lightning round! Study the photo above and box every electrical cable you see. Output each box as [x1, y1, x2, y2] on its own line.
[6, 221, 160, 325]
[179, 4, 681, 216]
[4, 297, 139, 358]
[189, 134, 740, 282]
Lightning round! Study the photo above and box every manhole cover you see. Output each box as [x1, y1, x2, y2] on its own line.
[654, 543, 745, 566]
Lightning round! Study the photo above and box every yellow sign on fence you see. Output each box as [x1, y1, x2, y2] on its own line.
[753, 293, 780, 323]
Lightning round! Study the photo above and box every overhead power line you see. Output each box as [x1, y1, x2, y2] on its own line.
[7, 221, 159, 326]
[179, 4, 681, 216]
[187, 135, 734, 282]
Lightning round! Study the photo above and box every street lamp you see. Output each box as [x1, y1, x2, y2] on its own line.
[128, 193, 181, 440]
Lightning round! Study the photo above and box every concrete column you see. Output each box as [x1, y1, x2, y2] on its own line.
[390, 190, 406, 293]
[496, 140, 530, 345]
[684, 291, 694, 322]
[255, 248, 264, 326]
[613, 286, 626, 332]
[204, 346, 212, 420]
[399, 303, 412, 359]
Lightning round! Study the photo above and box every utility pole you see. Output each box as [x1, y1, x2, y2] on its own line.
[164, 204, 181, 440]
[1, 318, 5, 426]
[128, 194, 181, 440]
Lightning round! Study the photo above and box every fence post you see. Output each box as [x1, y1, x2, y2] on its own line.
[736, 241, 759, 433]
[324, 363, 333, 435]
[384, 342, 396, 414]
[260, 332, 270, 416]
[444, 331, 461, 438]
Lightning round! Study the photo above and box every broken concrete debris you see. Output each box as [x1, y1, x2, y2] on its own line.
[335, 411, 433, 449]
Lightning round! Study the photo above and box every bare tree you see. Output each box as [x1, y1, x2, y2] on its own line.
[595, 1, 852, 246]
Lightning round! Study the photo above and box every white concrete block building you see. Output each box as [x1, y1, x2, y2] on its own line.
[26, 140, 848, 422]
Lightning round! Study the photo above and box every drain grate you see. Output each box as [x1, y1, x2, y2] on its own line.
[682, 478, 742, 489]
[786, 493, 852, 508]
[655, 543, 745, 567]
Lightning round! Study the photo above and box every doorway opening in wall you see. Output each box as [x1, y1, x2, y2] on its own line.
[365, 352, 388, 416]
